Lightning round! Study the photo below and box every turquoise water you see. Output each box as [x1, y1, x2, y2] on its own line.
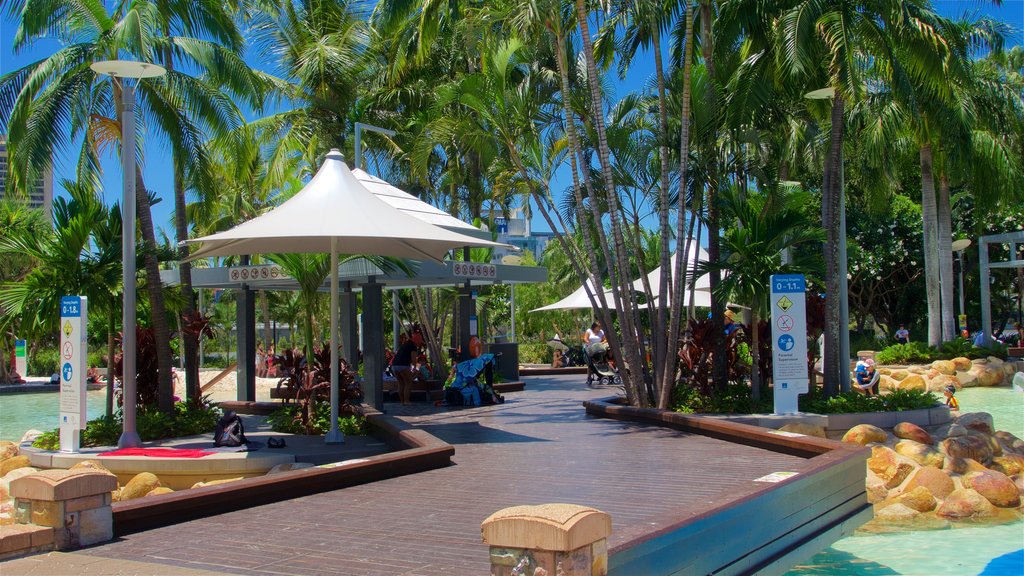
[788, 386, 1024, 576]
[0, 390, 108, 441]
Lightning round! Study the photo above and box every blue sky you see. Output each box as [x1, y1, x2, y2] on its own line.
[1, 1, 1022, 240]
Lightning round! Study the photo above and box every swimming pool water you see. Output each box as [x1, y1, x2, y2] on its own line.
[787, 386, 1024, 576]
[0, 390, 108, 441]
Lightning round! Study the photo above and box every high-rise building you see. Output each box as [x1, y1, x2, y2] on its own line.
[0, 136, 54, 219]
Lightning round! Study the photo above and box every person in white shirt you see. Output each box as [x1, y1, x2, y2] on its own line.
[583, 322, 608, 355]
[894, 324, 910, 344]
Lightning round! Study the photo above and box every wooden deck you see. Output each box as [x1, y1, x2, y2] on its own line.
[66, 374, 865, 575]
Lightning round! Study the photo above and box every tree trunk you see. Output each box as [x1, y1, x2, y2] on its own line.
[750, 308, 761, 403]
[660, 1, 696, 409]
[652, 24, 671, 397]
[920, 144, 941, 346]
[261, 289, 271, 357]
[821, 94, 845, 398]
[937, 174, 955, 341]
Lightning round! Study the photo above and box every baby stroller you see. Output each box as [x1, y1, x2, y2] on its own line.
[444, 353, 505, 407]
[585, 343, 618, 386]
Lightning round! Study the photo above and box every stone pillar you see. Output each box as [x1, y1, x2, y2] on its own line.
[236, 286, 256, 401]
[10, 469, 117, 550]
[481, 504, 611, 576]
[458, 289, 474, 362]
[361, 279, 384, 410]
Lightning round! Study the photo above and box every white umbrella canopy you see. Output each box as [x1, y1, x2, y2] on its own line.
[631, 244, 711, 300]
[187, 149, 507, 444]
[531, 279, 616, 312]
[188, 150, 504, 261]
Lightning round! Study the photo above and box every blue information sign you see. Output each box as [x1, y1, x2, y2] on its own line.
[60, 296, 81, 317]
[771, 274, 806, 293]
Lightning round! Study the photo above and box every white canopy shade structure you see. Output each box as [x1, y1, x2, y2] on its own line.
[631, 245, 711, 307]
[187, 149, 507, 444]
[531, 279, 616, 312]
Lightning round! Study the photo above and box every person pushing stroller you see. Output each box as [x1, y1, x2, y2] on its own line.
[583, 321, 616, 385]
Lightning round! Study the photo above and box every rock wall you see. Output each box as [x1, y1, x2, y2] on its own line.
[877, 356, 1019, 392]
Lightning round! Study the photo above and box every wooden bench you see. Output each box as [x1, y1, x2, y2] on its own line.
[384, 379, 445, 403]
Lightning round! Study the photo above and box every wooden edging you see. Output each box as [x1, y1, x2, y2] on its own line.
[111, 404, 453, 536]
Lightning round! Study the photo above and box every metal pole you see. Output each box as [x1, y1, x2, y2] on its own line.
[980, 240, 992, 346]
[958, 253, 965, 319]
[326, 237, 343, 444]
[838, 151, 850, 392]
[354, 124, 362, 170]
[119, 83, 141, 448]
[393, 291, 401, 350]
[510, 284, 516, 342]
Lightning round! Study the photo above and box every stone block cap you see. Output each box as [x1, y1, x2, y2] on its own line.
[11, 469, 117, 502]
[481, 503, 611, 551]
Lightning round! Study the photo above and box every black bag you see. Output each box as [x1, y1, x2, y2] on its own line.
[214, 411, 248, 447]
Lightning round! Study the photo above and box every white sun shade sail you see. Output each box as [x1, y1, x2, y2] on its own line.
[631, 245, 711, 299]
[187, 149, 506, 261]
[531, 279, 617, 312]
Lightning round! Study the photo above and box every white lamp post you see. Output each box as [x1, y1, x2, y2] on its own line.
[806, 87, 851, 391]
[952, 238, 972, 326]
[90, 60, 166, 448]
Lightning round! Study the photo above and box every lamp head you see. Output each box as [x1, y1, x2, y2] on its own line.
[91, 60, 166, 79]
[951, 239, 972, 252]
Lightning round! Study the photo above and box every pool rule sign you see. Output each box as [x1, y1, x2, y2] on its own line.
[770, 274, 808, 415]
[59, 296, 88, 453]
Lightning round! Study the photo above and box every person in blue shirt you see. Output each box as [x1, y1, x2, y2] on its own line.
[854, 358, 879, 396]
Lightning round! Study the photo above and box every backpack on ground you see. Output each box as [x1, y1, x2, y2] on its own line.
[214, 411, 248, 447]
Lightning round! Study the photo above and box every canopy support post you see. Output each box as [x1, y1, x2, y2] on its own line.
[326, 238, 344, 444]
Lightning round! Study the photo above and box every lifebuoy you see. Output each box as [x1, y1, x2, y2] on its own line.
[469, 336, 483, 358]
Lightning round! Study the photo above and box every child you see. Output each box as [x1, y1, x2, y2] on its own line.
[943, 385, 960, 411]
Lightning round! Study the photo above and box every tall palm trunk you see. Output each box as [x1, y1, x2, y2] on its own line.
[920, 144, 941, 346]
[938, 174, 955, 341]
[575, 0, 648, 405]
[700, 0, 726, 390]
[652, 24, 672, 394]
[661, 1, 696, 409]
[261, 290, 271, 358]
[750, 308, 761, 402]
[821, 94, 845, 398]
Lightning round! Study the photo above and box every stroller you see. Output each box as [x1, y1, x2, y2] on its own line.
[444, 353, 505, 407]
[585, 343, 618, 386]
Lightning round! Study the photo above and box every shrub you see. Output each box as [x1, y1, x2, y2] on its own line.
[875, 338, 1008, 364]
[27, 348, 59, 377]
[518, 343, 552, 364]
[800, 389, 938, 414]
[849, 331, 886, 353]
[671, 382, 773, 415]
[875, 342, 932, 364]
[267, 402, 367, 436]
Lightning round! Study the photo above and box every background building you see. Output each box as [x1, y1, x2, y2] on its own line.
[485, 206, 556, 263]
[0, 136, 53, 220]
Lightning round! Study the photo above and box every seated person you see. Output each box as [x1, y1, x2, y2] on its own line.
[87, 365, 100, 384]
[413, 358, 431, 382]
[854, 358, 879, 396]
[551, 348, 567, 368]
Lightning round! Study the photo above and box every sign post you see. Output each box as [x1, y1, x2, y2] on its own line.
[14, 339, 27, 378]
[59, 296, 88, 453]
[770, 274, 808, 415]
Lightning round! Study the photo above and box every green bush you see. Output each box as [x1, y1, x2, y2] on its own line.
[267, 402, 367, 436]
[517, 343, 552, 364]
[32, 399, 221, 450]
[671, 382, 773, 415]
[800, 389, 939, 414]
[849, 331, 886, 353]
[875, 338, 1008, 365]
[27, 348, 59, 377]
[875, 342, 933, 364]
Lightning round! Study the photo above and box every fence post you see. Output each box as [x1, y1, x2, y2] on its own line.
[482, 503, 611, 576]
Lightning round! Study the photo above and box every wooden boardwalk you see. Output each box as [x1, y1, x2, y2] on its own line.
[69, 374, 811, 575]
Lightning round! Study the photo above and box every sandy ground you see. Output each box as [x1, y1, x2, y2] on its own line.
[178, 368, 282, 404]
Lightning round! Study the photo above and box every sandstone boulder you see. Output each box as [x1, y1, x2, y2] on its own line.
[866, 470, 889, 504]
[931, 360, 957, 375]
[267, 463, 316, 475]
[935, 488, 998, 519]
[191, 477, 244, 489]
[951, 357, 972, 371]
[879, 375, 899, 392]
[892, 485, 937, 512]
[904, 466, 955, 499]
[942, 435, 993, 463]
[1012, 474, 1024, 496]
[944, 457, 989, 475]
[70, 460, 110, 472]
[928, 374, 959, 393]
[889, 369, 910, 381]
[894, 422, 933, 445]
[970, 365, 1004, 387]
[908, 365, 928, 374]
[120, 472, 161, 501]
[0, 500, 13, 526]
[957, 412, 995, 435]
[778, 423, 826, 438]
[986, 356, 1004, 367]
[993, 431, 1024, 455]
[990, 454, 1024, 476]
[876, 503, 921, 520]
[971, 358, 989, 366]
[868, 446, 918, 489]
[843, 424, 888, 445]
[18, 430, 43, 444]
[0, 441, 18, 462]
[895, 440, 944, 468]
[0, 455, 31, 477]
[146, 487, 174, 497]
[956, 371, 979, 388]
[962, 470, 1021, 508]
[900, 374, 927, 392]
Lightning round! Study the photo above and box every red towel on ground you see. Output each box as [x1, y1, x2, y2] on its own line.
[97, 447, 213, 458]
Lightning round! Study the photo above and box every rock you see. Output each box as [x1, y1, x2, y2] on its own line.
[0, 455, 31, 477]
[944, 457, 989, 475]
[908, 365, 928, 374]
[0, 441, 18, 462]
[945, 423, 969, 438]
[957, 371, 979, 388]
[1012, 474, 1024, 495]
[0, 500, 13, 526]
[970, 365, 1004, 387]
[895, 440, 944, 467]
[70, 460, 110, 473]
[1001, 364, 1016, 378]
[900, 374, 927, 392]
[957, 412, 995, 435]
[18, 430, 43, 444]
[971, 358, 989, 366]
[962, 470, 1021, 508]
[894, 422, 933, 445]
[866, 470, 889, 504]
[892, 485, 937, 512]
[868, 446, 917, 489]
[931, 360, 957, 375]
[876, 503, 921, 520]
[904, 466, 955, 499]
[942, 435, 994, 464]
[986, 356, 1004, 367]
[267, 462, 316, 475]
[146, 487, 174, 497]
[925, 368, 942, 380]
[935, 488, 998, 519]
[993, 431, 1024, 455]
[928, 374, 959, 392]
[191, 477, 244, 489]
[951, 357, 972, 371]
[889, 369, 910, 382]
[879, 375, 899, 392]
[778, 423, 826, 438]
[990, 454, 1024, 476]
[843, 424, 888, 445]
[120, 473, 161, 501]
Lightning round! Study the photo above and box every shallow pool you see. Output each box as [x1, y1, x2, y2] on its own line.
[787, 386, 1024, 576]
[0, 390, 109, 441]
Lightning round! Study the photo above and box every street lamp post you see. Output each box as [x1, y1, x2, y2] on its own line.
[952, 239, 972, 331]
[90, 60, 166, 448]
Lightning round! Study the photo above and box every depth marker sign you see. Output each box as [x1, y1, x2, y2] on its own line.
[59, 296, 88, 453]
[770, 274, 808, 415]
